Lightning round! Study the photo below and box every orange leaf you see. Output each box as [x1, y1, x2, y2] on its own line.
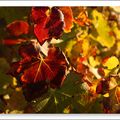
[59, 7, 73, 33]
[74, 11, 91, 26]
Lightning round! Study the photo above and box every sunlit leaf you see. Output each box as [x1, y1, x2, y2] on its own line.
[74, 11, 91, 26]
[63, 39, 76, 58]
[63, 105, 71, 113]
[103, 56, 119, 69]
[115, 86, 120, 103]
[89, 56, 100, 67]
[32, 7, 64, 45]
[112, 22, 120, 39]
[59, 7, 73, 33]
[82, 38, 89, 56]
[90, 10, 115, 48]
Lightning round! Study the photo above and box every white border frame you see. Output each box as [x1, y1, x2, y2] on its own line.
[0, 1, 120, 6]
[0, 114, 120, 119]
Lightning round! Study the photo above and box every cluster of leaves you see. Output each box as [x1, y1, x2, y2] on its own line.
[0, 7, 120, 113]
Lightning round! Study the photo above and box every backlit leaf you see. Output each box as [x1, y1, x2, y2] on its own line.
[90, 10, 115, 48]
[74, 11, 91, 26]
[8, 43, 68, 101]
[59, 7, 73, 33]
[32, 7, 64, 45]
[7, 20, 29, 36]
[103, 56, 119, 69]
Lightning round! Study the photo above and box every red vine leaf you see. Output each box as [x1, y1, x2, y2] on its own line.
[8, 43, 68, 101]
[31, 7, 49, 24]
[96, 78, 110, 95]
[3, 38, 27, 45]
[7, 20, 29, 36]
[32, 7, 64, 45]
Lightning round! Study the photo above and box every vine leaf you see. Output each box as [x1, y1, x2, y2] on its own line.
[59, 7, 73, 33]
[8, 43, 68, 101]
[103, 56, 119, 70]
[32, 7, 64, 45]
[7, 20, 29, 36]
[74, 11, 91, 26]
[90, 10, 115, 48]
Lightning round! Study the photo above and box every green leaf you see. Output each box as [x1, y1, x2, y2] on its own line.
[32, 97, 50, 113]
[56, 71, 83, 96]
[90, 10, 115, 48]
[54, 92, 72, 113]
[39, 95, 58, 113]
[39, 71, 84, 113]
[61, 24, 79, 42]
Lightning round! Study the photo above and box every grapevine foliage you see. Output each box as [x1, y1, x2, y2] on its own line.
[0, 7, 120, 113]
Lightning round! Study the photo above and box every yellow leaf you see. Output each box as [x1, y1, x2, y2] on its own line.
[82, 38, 89, 56]
[63, 105, 71, 113]
[103, 56, 119, 69]
[104, 69, 110, 76]
[65, 40, 76, 58]
[112, 22, 120, 40]
[89, 56, 100, 67]
[91, 10, 115, 48]
[116, 41, 120, 55]
[13, 77, 17, 86]
[103, 93, 109, 97]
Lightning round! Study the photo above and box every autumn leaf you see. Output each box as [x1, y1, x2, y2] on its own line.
[31, 7, 49, 24]
[32, 7, 64, 45]
[74, 11, 91, 26]
[103, 56, 119, 70]
[8, 43, 68, 101]
[90, 10, 115, 48]
[59, 7, 73, 33]
[96, 78, 110, 95]
[3, 38, 27, 45]
[115, 86, 120, 103]
[7, 20, 29, 36]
